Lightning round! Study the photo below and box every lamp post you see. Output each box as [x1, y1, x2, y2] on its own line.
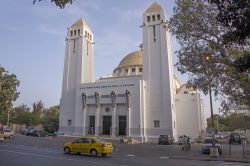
[205, 55, 218, 156]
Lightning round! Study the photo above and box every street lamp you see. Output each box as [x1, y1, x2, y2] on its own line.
[205, 54, 218, 157]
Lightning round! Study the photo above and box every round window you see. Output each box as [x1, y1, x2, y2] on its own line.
[105, 107, 110, 113]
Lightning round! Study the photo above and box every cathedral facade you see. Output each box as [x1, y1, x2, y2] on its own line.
[59, 3, 205, 142]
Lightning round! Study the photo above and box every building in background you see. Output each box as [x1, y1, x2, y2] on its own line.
[59, 2, 205, 142]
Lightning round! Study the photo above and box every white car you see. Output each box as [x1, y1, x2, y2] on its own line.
[3, 128, 14, 139]
[202, 137, 222, 154]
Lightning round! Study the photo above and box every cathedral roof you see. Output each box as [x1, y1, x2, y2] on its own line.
[114, 51, 143, 71]
[145, 2, 163, 13]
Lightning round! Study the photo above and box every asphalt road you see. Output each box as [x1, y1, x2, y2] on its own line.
[0, 134, 249, 166]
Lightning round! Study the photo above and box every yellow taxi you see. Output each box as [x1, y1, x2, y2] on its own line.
[63, 136, 113, 157]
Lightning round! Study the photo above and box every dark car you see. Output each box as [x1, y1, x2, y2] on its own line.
[158, 135, 174, 145]
[31, 130, 47, 137]
[21, 128, 33, 135]
[26, 129, 35, 136]
[229, 133, 241, 144]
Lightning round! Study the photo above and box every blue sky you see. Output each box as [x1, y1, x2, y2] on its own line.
[0, 0, 217, 116]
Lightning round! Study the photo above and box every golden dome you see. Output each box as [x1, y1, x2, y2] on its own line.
[145, 2, 163, 13]
[114, 51, 143, 72]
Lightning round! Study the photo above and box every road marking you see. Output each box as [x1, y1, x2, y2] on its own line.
[126, 154, 135, 157]
[0, 144, 61, 154]
[0, 150, 128, 166]
[159, 156, 169, 159]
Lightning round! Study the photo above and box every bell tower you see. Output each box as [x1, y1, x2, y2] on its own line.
[59, 18, 94, 134]
[142, 3, 176, 139]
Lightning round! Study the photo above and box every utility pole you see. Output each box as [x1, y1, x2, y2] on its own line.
[7, 109, 10, 127]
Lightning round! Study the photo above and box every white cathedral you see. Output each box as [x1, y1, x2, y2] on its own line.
[59, 3, 205, 142]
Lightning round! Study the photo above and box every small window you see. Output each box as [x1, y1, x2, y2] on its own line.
[85, 31, 87, 37]
[152, 15, 155, 21]
[154, 120, 160, 128]
[74, 30, 76, 36]
[147, 16, 150, 22]
[78, 29, 80, 35]
[70, 31, 73, 36]
[73, 139, 82, 144]
[157, 14, 160, 21]
[139, 68, 142, 72]
[90, 34, 92, 41]
[126, 69, 129, 73]
[132, 68, 135, 72]
[68, 119, 72, 126]
[87, 33, 90, 39]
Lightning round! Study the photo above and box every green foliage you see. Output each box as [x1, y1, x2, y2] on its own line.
[169, 0, 250, 112]
[32, 100, 44, 115]
[208, 0, 250, 45]
[33, 0, 75, 9]
[207, 113, 250, 131]
[0, 66, 20, 124]
[10, 104, 41, 126]
[42, 105, 59, 133]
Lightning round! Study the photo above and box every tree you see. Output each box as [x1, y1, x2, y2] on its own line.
[208, 0, 250, 75]
[42, 105, 59, 133]
[169, 0, 250, 112]
[11, 104, 30, 125]
[33, 0, 75, 9]
[207, 113, 250, 131]
[208, 0, 250, 45]
[32, 100, 44, 116]
[0, 66, 20, 124]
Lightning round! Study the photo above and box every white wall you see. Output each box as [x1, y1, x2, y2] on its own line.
[175, 93, 203, 139]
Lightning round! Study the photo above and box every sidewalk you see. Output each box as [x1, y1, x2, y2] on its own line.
[170, 143, 250, 163]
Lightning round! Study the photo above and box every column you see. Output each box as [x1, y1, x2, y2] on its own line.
[95, 107, 100, 136]
[127, 107, 131, 136]
[82, 106, 87, 135]
[111, 107, 116, 137]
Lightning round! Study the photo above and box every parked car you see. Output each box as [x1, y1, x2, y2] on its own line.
[3, 128, 14, 139]
[215, 133, 224, 139]
[202, 137, 222, 154]
[30, 130, 47, 137]
[158, 135, 174, 145]
[229, 132, 241, 144]
[26, 129, 35, 136]
[63, 136, 113, 157]
[21, 128, 33, 135]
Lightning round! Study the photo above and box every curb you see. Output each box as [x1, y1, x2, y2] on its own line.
[170, 156, 250, 163]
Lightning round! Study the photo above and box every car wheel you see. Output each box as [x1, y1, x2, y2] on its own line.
[90, 149, 98, 157]
[64, 147, 71, 154]
[101, 153, 107, 157]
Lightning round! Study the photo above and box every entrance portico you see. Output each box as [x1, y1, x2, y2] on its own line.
[81, 90, 132, 137]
